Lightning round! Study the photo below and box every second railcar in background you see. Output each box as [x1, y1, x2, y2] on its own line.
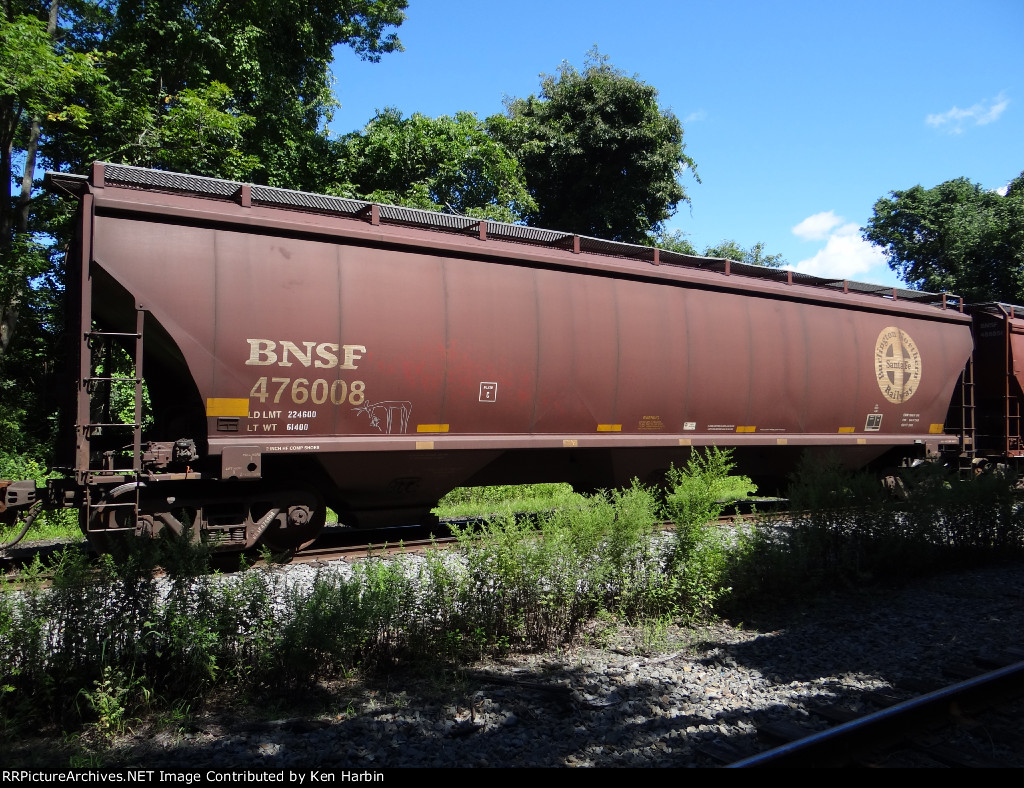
[12, 163, 976, 551]
[948, 303, 1024, 470]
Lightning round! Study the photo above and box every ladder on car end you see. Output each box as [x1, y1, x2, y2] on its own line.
[77, 306, 146, 531]
[957, 358, 976, 478]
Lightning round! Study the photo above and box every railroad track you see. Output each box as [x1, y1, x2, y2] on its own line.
[720, 648, 1024, 767]
[0, 521, 457, 578]
[0, 500, 779, 576]
[253, 526, 460, 566]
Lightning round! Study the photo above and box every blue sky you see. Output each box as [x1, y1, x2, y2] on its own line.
[329, 0, 1023, 289]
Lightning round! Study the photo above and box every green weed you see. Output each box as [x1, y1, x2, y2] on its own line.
[661, 448, 744, 617]
[433, 483, 585, 519]
[155, 700, 192, 734]
[78, 666, 147, 742]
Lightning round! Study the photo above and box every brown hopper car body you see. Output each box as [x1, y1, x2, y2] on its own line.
[2, 164, 993, 551]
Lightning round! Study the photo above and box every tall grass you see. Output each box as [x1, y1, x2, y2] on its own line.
[3, 448, 1022, 740]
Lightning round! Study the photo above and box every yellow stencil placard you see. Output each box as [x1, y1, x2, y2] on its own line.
[678, 438, 692, 446]
[563, 439, 578, 447]
[206, 398, 249, 417]
[857, 438, 867, 445]
[735, 426, 756, 433]
[929, 423, 945, 434]
[416, 424, 449, 433]
[776, 438, 788, 445]
[415, 441, 434, 450]
[838, 427, 855, 433]
[597, 424, 621, 432]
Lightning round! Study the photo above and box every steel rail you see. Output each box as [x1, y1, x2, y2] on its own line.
[728, 659, 1024, 767]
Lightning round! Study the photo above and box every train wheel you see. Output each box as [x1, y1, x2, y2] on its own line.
[880, 470, 909, 500]
[261, 489, 326, 552]
[84, 485, 141, 556]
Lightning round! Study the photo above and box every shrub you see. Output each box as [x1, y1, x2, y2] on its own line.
[662, 448, 747, 617]
[723, 453, 1024, 614]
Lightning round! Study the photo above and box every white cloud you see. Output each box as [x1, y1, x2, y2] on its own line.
[684, 109, 707, 123]
[926, 92, 1009, 134]
[791, 222, 886, 280]
[792, 210, 843, 241]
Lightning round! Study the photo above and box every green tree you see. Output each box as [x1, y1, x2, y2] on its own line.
[863, 172, 1024, 303]
[48, 0, 408, 189]
[490, 49, 697, 243]
[335, 108, 536, 222]
[1, 1, 112, 457]
[2, 0, 407, 455]
[1, 3, 108, 365]
[702, 239, 785, 268]
[649, 228, 696, 255]
[645, 232, 785, 267]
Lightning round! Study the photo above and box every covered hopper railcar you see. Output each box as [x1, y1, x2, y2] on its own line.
[949, 302, 1024, 469]
[3, 163, 977, 552]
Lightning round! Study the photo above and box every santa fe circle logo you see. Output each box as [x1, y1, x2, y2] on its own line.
[875, 326, 922, 404]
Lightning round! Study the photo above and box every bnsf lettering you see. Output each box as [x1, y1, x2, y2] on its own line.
[246, 339, 366, 369]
